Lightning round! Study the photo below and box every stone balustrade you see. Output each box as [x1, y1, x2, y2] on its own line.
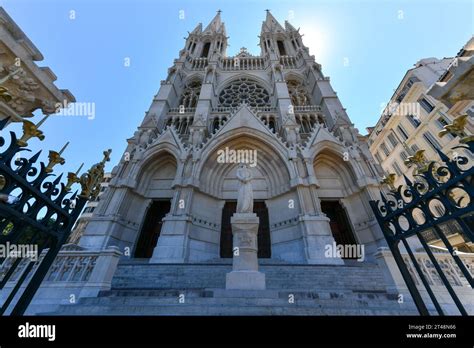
[279, 55, 299, 69]
[0, 245, 121, 314]
[375, 247, 474, 314]
[186, 57, 208, 70]
[168, 107, 196, 115]
[220, 57, 267, 71]
[294, 105, 322, 113]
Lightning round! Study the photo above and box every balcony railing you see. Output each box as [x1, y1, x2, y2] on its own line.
[220, 57, 267, 71]
[186, 57, 208, 70]
[168, 107, 196, 115]
[280, 55, 298, 69]
[294, 105, 321, 113]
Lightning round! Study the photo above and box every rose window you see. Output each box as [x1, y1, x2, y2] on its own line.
[219, 78, 270, 107]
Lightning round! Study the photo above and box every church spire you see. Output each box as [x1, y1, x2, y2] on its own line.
[284, 20, 298, 32]
[190, 22, 202, 35]
[260, 11, 298, 57]
[203, 10, 226, 35]
[184, 10, 228, 59]
[261, 9, 285, 33]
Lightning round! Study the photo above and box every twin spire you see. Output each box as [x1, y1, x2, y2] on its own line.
[190, 10, 297, 37]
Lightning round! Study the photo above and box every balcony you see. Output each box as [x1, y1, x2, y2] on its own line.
[293, 105, 321, 113]
[186, 57, 208, 70]
[168, 107, 196, 115]
[280, 55, 299, 69]
[220, 56, 267, 71]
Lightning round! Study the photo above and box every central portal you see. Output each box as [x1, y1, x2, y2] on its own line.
[220, 201, 271, 258]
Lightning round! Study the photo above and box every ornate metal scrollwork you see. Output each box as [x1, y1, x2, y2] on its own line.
[371, 117, 473, 316]
[0, 115, 110, 315]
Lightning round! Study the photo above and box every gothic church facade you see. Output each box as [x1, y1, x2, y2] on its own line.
[78, 11, 386, 266]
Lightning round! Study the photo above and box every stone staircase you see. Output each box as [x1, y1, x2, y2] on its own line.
[48, 260, 419, 315]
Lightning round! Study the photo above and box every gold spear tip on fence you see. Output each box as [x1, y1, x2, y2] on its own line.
[45, 142, 68, 173]
[381, 173, 397, 191]
[79, 149, 112, 200]
[439, 114, 468, 139]
[66, 163, 84, 190]
[404, 149, 427, 167]
[16, 115, 48, 147]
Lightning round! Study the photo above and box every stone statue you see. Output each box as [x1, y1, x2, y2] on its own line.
[236, 163, 253, 213]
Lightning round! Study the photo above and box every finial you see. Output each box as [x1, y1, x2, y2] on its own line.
[101, 149, 112, 165]
[79, 149, 112, 200]
[439, 114, 473, 143]
[16, 115, 49, 147]
[45, 142, 68, 173]
[66, 163, 84, 191]
[404, 149, 430, 173]
[217, 9, 222, 15]
[380, 173, 397, 191]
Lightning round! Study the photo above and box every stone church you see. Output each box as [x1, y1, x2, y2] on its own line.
[35, 11, 434, 315]
[78, 11, 386, 265]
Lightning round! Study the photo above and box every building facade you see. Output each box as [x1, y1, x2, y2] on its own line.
[2, 10, 471, 316]
[367, 42, 474, 253]
[77, 11, 387, 265]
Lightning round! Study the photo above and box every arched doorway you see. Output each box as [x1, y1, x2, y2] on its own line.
[314, 149, 359, 257]
[198, 132, 291, 261]
[133, 151, 177, 258]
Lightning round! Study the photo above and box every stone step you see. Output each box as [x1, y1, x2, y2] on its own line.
[52, 303, 417, 316]
[45, 262, 420, 316]
[76, 296, 405, 309]
[110, 263, 389, 292]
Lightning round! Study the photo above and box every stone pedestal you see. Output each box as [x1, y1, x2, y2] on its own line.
[226, 213, 266, 290]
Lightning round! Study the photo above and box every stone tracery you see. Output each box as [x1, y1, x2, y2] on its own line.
[179, 80, 202, 108]
[218, 77, 270, 107]
[286, 79, 311, 106]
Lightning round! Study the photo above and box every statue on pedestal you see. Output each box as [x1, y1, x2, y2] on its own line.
[226, 163, 265, 290]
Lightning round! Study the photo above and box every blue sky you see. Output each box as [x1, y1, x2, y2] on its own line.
[1, 0, 473, 177]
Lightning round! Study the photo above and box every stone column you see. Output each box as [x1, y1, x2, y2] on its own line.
[300, 214, 344, 265]
[225, 213, 266, 290]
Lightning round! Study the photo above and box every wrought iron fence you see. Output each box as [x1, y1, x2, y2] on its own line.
[370, 116, 473, 316]
[0, 116, 110, 315]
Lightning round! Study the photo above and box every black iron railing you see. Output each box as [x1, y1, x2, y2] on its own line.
[370, 127, 473, 316]
[0, 117, 110, 315]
